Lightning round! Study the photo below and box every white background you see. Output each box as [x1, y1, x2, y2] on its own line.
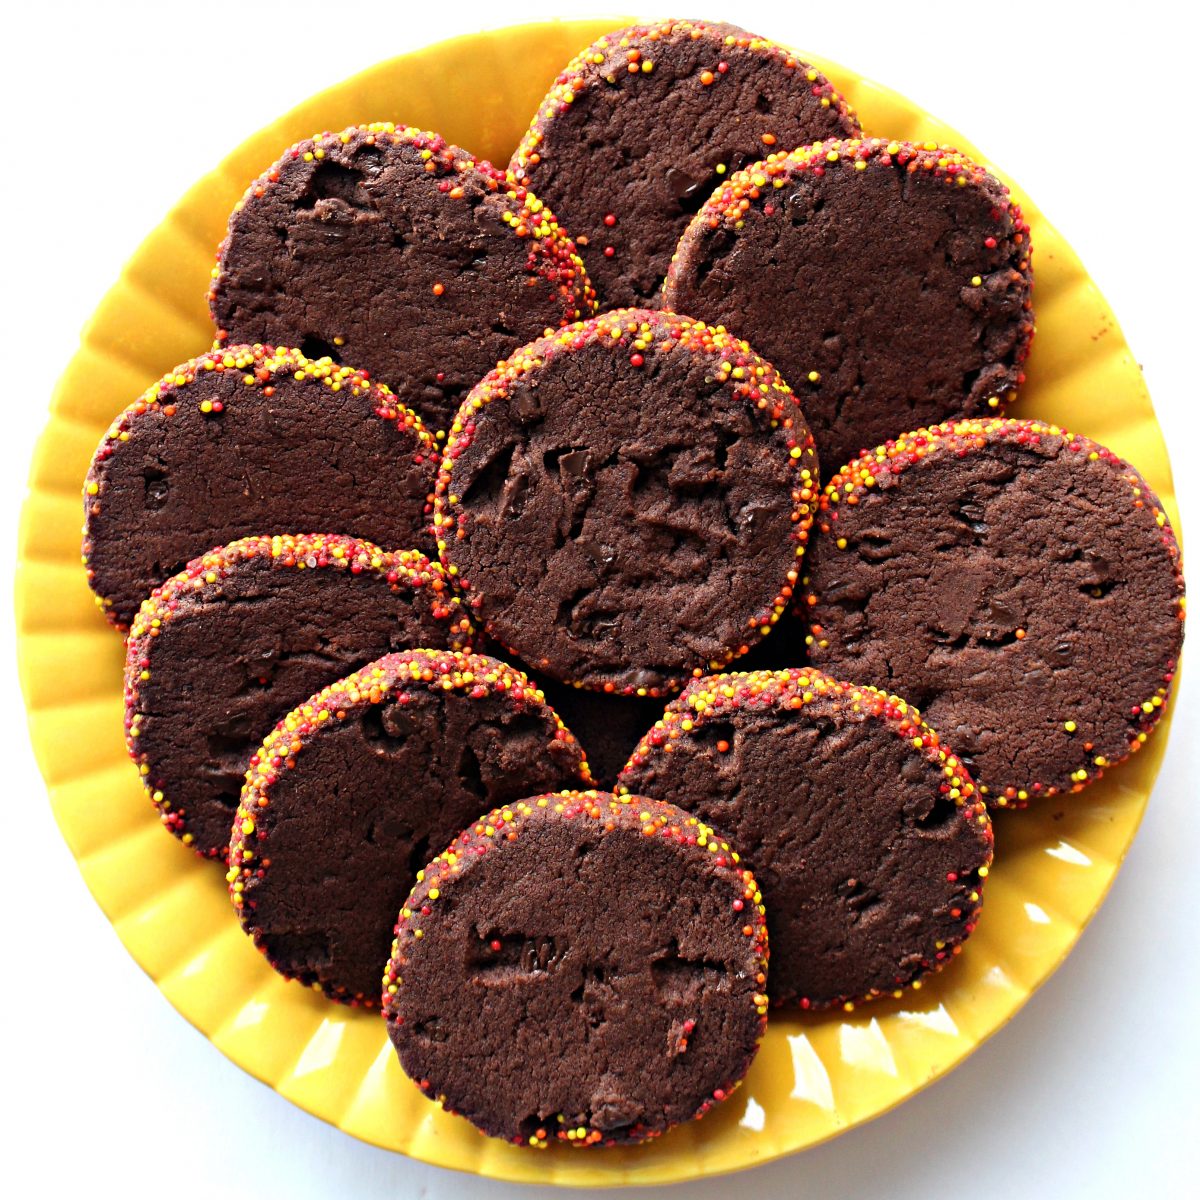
[3, 2, 1197, 1197]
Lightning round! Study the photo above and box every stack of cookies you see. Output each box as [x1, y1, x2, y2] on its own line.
[82, 18, 1184, 1150]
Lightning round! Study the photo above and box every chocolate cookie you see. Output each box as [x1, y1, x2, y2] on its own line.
[383, 790, 769, 1146]
[229, 650, 590, 1003]
[125, 535, 472, 859]
[509, 19, 858, 307]
[210, 123, 595, 434]
[662, 138, 1035, 471]
[536, 678, 663, 788]
[805, 419, 1186, 805]
[435, 309, 819, 695]
[83, 346, 435, 629]
[618, 670, 993, 1008]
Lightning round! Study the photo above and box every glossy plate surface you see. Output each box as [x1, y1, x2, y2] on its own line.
[15, 17, 1181, 1187]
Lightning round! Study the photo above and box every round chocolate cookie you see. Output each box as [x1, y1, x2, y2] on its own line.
[435, 309, 819, 695]
[125, 535, 473, 859]
[210, 123, 595, 435]
[662, 138, 1035, 471]
[617, 670, 993, 1009]
[229, 650, 590, 1004]
[509, 19, 858, 307]
[805, 419, 1186, 805]
[383, 790, 768, 1146]
[84, 345, 435, 629]
[536, 677, 663, 788]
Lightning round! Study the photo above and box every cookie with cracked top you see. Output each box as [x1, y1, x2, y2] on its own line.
[435, 309, 819, 696]
[509, 18, 858, 307]
[805, 419, 1185, 805]
[210, 123, 595, 435]
[383, 790, 768, 1147]
[663, 138, 1035, 471]
[228, 650, 590, 1004]
[83, 345, 434, 629]
[618, 669, 993, 1009]
[124, 535, 472, 859]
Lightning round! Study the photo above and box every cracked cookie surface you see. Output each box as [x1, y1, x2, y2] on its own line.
[435, 309, 818, 695]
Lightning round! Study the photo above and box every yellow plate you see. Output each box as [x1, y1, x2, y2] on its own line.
[15, 17, 1182, 1188]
